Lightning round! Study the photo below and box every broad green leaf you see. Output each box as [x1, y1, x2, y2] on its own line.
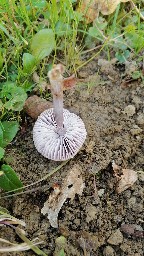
[115, 50, 130, 63]
[31, 29, 55, 60]
[28, 0, 47, 8]
[23, 53, 36, 73]
[22, 82, 34, 92]
[88, 27, 103, 41]
[58, 249, 65, 256]
[4, 94, 27, 111]
[0, 82, 27, 111]
[0, 82, 19, 99]
[93, 17, 107, 30]
[0, 147, 4, 160]
[132, 71, 141, 80]
[55, 21, 71, 37]
[0, 164, 23, 191]
[0, 82, 14, 99]
[1, 121, 19, 148]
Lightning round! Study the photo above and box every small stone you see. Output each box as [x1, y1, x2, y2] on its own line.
[98, 188, 105, 197]
[123, 105, 135, 116]
[128, 197, 136, 208]
[107, 229, 123, 245]
[114, 108, 121, 114]
[120, 224, 143, 238]
[103, 245, 115, 256]
[78, 70, 88, 78]
[132, 96, 142, 106]
[138, 171, 144, 182]
[55, 236, 67, 246]
[86, 205, 97, 223]
[120, 224, 135, 236]
[125, 61, 137, 76]
[130, 125, 142, 135]
[137, 113, 144, 126]
[73, 219, 80, 226]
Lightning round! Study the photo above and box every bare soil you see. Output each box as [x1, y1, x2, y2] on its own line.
[0, 58, 144, 256]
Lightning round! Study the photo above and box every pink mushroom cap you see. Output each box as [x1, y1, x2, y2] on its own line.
[33, 108, 87, 161]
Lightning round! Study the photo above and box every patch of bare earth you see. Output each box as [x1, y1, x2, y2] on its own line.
[1, 58, 143, 255]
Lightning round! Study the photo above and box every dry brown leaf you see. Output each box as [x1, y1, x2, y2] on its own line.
[62, 75, 77, 90]
[78, 0, 99, 23]
[100, 0, 130, 15]
[112, 161, 138, 194]
[41, 165, 85, 228]
[79, 0, 130, 23]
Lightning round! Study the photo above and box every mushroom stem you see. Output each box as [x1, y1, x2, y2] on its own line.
[52, 80, 64, 129]
[48, 65, 65, 134]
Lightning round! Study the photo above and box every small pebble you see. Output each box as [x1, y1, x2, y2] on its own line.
[120, 224, 143, 238]
[98, 188, 105, 197]
[107, 229, 123, 245]
[128, 197, 136, 208]
[103, 245, 115, 256]
[123, 105, 135, 116]
[138, 171, 144, 182]
[130, 125, 143, 135]
[137, 113, 144, 126]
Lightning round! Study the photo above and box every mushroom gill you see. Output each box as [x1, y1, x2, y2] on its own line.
[33, 64, 87, 161]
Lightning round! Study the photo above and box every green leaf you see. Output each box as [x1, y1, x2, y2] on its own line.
[0, 82, 14, 99]
[0, 147, 5, 160]
[1, 121, 19, 148]
[132, 71, 141, 80]
[58, 249, 65, 256]
[115, 50, 130, 63]
[29, 0, 47, 8]
[23, 53, 36, 73]
[22, 82, 34, 92]
[93, 17, 107, 31]
[30, 29, 55, 60]
[55, 21, 71, 37]
[0, 164, 23, 192]
[88, 27, 103, 41]
[4, 94, 27, 111]
[0, 82, 27, 111]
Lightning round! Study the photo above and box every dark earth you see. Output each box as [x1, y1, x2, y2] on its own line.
[0, 57, 144, 255]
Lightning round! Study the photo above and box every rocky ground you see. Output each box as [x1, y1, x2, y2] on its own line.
[0, 57, 144, 255]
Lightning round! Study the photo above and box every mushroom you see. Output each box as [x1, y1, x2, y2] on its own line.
[33, 64, 87, 161]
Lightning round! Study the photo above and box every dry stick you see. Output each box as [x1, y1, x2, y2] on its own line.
[0, 160, 69, 199]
